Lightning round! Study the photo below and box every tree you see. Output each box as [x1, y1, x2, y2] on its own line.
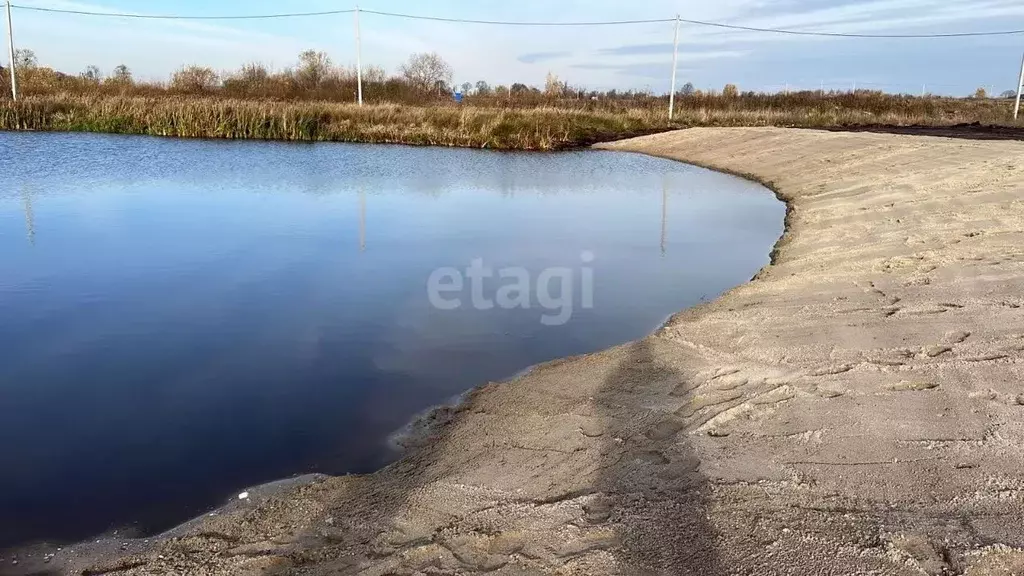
[681, 81, 695, 96]
[475, 80, 490, 95]
[974, 87, 987, 99]
[237, 62, 269, 88]
[14, 48, 37, 69]
[399, 52, 453, 93]
[460, 81, 473, 95]
[510, 82, 529, 94]
[544, 71, 565, 96]
[722, 83, 739, 98]
[171, 65, 218, 92]
[81, 65, 102, 82]
[297, 49, 332, 89]
[1000, 89, 1018, 99]
[111, 64, 132, 83]
[362, 65, 386, 83]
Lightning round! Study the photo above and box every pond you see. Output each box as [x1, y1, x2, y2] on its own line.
[0, 132, 784, 547]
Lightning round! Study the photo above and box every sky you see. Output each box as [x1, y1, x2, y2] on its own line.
[6, 0, 1024, 96]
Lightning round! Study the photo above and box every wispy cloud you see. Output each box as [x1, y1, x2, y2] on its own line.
[593, 47, 751, 59]
[570, 62, 693, 79]
[516, 51, 572, 64]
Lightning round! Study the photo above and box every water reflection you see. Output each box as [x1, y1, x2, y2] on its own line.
[22, 188, 34, 246]
[359, 187, 366, 253]
[661, 177, 668, 257]
[0, 132, 784, 548]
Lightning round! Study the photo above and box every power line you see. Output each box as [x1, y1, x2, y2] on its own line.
[8, 4, 1024, 37]
[359, 10, 673, 26]
[362, 9, 1024, 36]
[675, 16, 1024, 38]
[9, 5, 354, 20]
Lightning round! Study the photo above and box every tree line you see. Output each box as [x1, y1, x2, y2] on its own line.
[1, 48, 1015, 104]
[0, 48, 764, 105]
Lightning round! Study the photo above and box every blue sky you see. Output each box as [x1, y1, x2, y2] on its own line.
[8, 0, 1024, 95]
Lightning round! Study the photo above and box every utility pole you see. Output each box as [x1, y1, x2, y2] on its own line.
[354, 5, 363, 106]
[668, 14, 680, 120]
[5, 0, 16, 101]
[1015, 51, 1024, 120]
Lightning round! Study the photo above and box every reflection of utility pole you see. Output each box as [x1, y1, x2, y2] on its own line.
[660, 177, 668, 256]
[22, 188, 34, 246]
[358, 187, 366, 252]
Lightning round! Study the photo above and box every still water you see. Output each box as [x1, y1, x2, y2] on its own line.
[0, 132, 784, 547]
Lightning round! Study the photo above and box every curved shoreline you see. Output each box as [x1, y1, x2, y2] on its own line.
[8, 127, 1024, 576]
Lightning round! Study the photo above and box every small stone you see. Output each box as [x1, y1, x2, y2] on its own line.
[1015, 394, 1024, 406]
[888, 381, 939, 392]
[238, 491, 250, 500]
[924, 345, 952, 358]
[325, 516, 335, 526]
[579, 422, 603, 438]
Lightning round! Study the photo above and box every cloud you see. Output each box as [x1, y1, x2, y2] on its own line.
[570, 62, 691, 79]
[597, 43, 671, 56]
[516, 51, 572, 64]
[593, 46, 751, 60]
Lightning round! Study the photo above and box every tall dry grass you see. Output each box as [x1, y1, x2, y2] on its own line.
[0, 92, 1020, 150]
[0, 95, 677, 149]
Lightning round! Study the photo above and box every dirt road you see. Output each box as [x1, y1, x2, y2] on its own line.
[18, 128, 1024, 575]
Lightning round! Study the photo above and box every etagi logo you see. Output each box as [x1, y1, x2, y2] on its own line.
[426, 251, 595, 326]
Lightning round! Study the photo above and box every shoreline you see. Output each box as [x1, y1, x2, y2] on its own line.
[5, 127, 1024, 575]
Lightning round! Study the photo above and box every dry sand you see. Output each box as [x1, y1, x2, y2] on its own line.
[11, 127, 1024, 575]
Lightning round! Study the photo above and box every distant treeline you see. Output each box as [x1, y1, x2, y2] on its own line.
[0, 48, 1018, 119]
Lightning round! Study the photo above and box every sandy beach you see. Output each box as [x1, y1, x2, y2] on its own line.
[11, 127, 1024, 575]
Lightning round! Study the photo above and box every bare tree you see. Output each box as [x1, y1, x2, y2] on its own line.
[81, 65, 102, 82]
[399, 52, 453, 93]
[544, 71, 565, 96]
[974, 87, 988, 99]
[171, 65, 219, 92]
[240, 62, 270, 83]
[111, 64, 132, 83]
[475, 80, 490, 95]
[14, 48, 37, 69]
[363, 65, 386, 83]
[460, 81, 473, 94]
[681, 81, 695, 96]
[297, 49, 333, 89]
[723, 83, 739, 98]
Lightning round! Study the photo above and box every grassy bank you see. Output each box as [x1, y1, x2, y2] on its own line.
[0, 94, 1020, 150]
[0, 95, 676, 149]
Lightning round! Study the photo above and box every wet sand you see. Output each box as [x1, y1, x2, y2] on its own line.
[9, 127, 1024, 575]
